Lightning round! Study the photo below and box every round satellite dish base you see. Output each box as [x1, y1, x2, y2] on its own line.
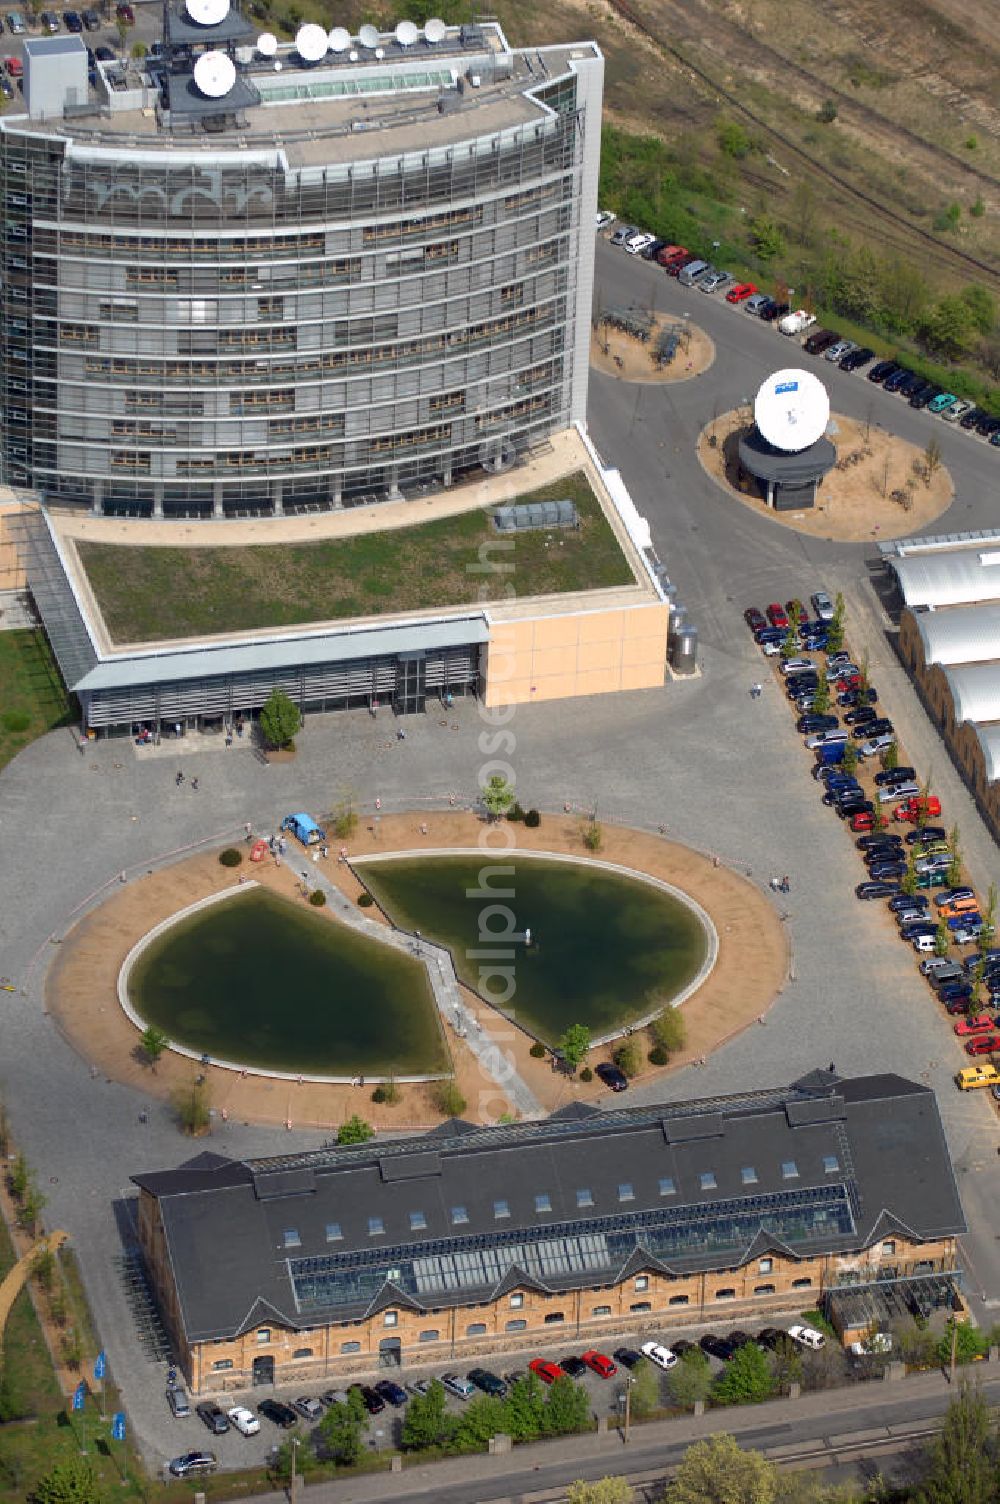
[737, 426, 837, 511]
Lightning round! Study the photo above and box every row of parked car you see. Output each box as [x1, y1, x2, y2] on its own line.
[4, 4, 133, 33]
[748, 602, 1000, 1094]
[599, 213, 999, 445]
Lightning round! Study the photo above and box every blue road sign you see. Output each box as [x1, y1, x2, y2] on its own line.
[94, 1350, 106, 1380]
[112, 1412, 126, 1442]
[72, 1381, 86, 1411]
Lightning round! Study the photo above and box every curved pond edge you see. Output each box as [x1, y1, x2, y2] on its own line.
[353, 847, 719, 1047]
[117, 880, 450, 1085]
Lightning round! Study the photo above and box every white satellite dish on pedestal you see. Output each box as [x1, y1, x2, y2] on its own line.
[193, 48, 236, 97]
[754, 368, 830, 453]
[328, 25, 351, 52]
[185, 0, 229, 23]
[256, 30, 277, 55]
[358, 22, 379, 48]
[295, 22, 328, 61]
[395, 19, 419, 46]
[424, 16, 446, 43]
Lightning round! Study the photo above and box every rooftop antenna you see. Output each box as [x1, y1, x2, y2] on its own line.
[193, 48, 236, 96]
[295, 21, 328, 60]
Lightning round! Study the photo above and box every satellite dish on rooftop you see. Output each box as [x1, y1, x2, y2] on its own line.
[395, 19, 419, 46]
[185, 0, 229, 25]
[295, 21, 328, 60]
[358, 22, 379, 48]
[328, 25, 351, 52]
[424, 17, 446, 43]
[256, 30, 277, 55]
[754, 368, 830, 453]
[193, 48, 236, 97]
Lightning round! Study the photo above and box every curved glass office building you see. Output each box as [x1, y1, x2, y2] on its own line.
[0, 18, 602, 517]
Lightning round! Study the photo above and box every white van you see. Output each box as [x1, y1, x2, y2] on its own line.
[912, 934, 937, 954]
[678, 259, 709, 287]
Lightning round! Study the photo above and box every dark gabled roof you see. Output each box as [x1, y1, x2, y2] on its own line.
[133, 1073, 965, 1345]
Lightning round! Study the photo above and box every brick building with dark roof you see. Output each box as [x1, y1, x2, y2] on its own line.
[132, 1071, 966, 1393]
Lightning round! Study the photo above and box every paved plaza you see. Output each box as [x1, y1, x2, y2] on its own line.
[1, 239, 999, 1469]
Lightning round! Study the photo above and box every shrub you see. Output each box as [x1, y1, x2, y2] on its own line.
[1, 709, 30, 733]
[329, 797, 358, 839]
[357, 892, 374, 907]
[579, 1066, 593, 1082]
[652, 1008, 686, 1053]
[648, 1043, 669, 1066]
[434, 1080, 467, 1117]
[529, 1041, 546, 1058]
[816, 99, 838, 123]
[308, 889, 326, 907]
[259, 687, 301, 749]
[582, 821, 603, 852]
[614, 1038, 643, 1078]
[219, 847, 243, 867]
[337, 1115, 374, 1144]
[372, 1080, 399, 1106]
[371, 1085, 389, 1104]
[524, 808, 541, 827]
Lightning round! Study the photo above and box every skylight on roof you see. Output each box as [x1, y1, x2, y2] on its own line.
[822, 1155, 840, 1173]
[283, 1228, 301, 1248]
[451, 1206, 469, 1225]
[782, 1161, 799, 1180]
[741, 1167, 758, 1185]
[699, 1171, 717, 1191]
[494, 1199, 510, 1219]
[325, 1222, 342, 1242]
[659, 1177, 676, 1196]
[618, 1182, 634, 1202]
[409, 1211, 427, 1231]
[576, 1189, 594, 1208]
[535, 1193, 552, 1213]
[368, 1216, 385, 1235]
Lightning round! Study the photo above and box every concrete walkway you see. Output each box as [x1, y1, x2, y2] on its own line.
[286, 844, 544, 1119]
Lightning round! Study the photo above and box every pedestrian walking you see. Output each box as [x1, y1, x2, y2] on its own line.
[191, 777, 199, 791]
[175, 770, 184, 786]
[245, 822, 252, 841]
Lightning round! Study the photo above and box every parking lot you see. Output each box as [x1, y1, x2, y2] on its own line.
[0, 0, 161, 83]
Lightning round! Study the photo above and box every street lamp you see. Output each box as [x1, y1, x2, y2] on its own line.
[289, 1435, 301, 1501]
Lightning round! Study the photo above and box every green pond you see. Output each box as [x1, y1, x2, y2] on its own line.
[357, 855, 708, 1043]
[129, 888, 447, 1075]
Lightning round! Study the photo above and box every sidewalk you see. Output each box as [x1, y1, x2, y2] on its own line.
[250, 1360, 1000, 1504]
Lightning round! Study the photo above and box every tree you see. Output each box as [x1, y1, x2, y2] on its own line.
[115, 15, 129, 48]
[30, 1458, 102, 1504]
[841, 740, 858, 775]
[959, 284, 994, 336]
[543, 1374, 590, 1434]
[171, 1077, 210, 1135]
[668, 1348, 712, 1410]
[924, 436, 943, 483]
[916, 1381, 993, 1504]
[18, 1181, 46, 1236]
[901, 850, 918, 897]
[337, 1114, 374, 1144]
[749, 216, 785, 261]
[881, 740, 899, 771]
[481, 773, 515, 820]
[434, 1080, 467, 1117]
[935, 919, 951, 958]
[319, 1389, 366, 1465]
[558, 1023, 591, 1069]
[979, 883, 998, 952]
[934, 1321, 986, 1369]
[716, 118, 752, 159]
[259, 687, 301, 749]
[568, 1480, 635, 1504]
[329, 794, 358, 840]
[667, 1433, 777, 1504]
[712, 1343, 777, 1406]
[920, 296, 974, 360]
[767, 1335, 803, 1392]
[614, 1038, 643, 1078]
[139, 1025, 168, 1072]
[270, 1434, 319, 1486]
[402, 1379, 452, 1449]
[8, 1152, 28, 1202]
[451, 1394, 507, 1450]
[810, 677, 830, 715]
[779, 624, 798, 661]
[629, 1356, 661, 1417]
[825, 594, 846, 654]
[652, 1008, 686, 1054]
[503, 1372, 546, 1441]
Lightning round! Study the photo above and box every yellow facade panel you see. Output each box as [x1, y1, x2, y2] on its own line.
[534, 644, 584, 678]
[577, 609, 624, 645]
[621, 662, 666, 692]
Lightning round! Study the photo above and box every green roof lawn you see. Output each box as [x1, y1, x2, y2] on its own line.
[78, 472, 636, 644]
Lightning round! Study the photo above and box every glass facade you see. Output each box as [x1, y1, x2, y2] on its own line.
[0, 71, 591, 518]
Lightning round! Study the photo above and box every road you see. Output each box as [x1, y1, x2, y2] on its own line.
[239, 1362, 1000, 1504]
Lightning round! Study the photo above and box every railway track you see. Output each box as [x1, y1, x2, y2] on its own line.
[606, 0, 1000, 291]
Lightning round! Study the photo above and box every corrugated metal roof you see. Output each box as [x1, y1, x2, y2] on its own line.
[893, 546, 1000, 610]
[916, 605, 1000, 667]
[943, 664, 1000, 726]
[72, 615, 489, 693]
[974, 724, 1000, 784]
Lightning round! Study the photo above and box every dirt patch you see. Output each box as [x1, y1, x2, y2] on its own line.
[45, 814, 788, 1130]
[697, 410, 955, 541]
[590, 317, 715, 383]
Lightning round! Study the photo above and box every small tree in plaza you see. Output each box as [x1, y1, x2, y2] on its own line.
[841, 739, 858, 775]
[779, 623, 798, 661]
[880, 740, 899, 771]
[558, 1023, 591, 1070]
[259, 688, 301, 749]
[337, 1114, 374, 1144]
[481, 773, 515, 821]
[172, 1076, 211, 1135]
[652, 1008, 686, 1054]
[628, 1357, 661, 1418]
[140, 1025, 169, 1072]
[810, 677, 830, 715]
[979, 883, 998, 952]
[934, 919, 951, 958]
[614, 1037, 643, 1078]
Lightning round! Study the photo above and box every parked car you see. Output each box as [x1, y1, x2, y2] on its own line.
[884, 366, 912, 393]
[778, 309, 816, 335]
[292, 1396, 324, 1421]
[258, 1398, 298, 1428]
[787, 1324, 826, 1350]
[625, 231, 656, 255]
[905, 823, 945, 842]
[810, 590, 835, 621]
[608, 221, 636, 246]
[867, 359, 899, 384]
[766, 602, 789, 629]
[5, 11, 25, 32]
[700, 1333, 736, 1360]
[824, 340, 856, 363]
[726, 281, 757, 303]
[166, 1385, 191, 1419]
[934, 887, 976, 906]
[797, 713, 840, 734]
[804, 329, 840, 356]
[528, 1359, 562, 1386]
[322, 1388, 351, 1406]
[595, 1061, 628, 1091]
[63, 9, 83, 29]
[745, 605, 767, 633]
[955, 1014, 996, 1037]
[929, 392, 957, 415]
[943, 399, 975, 423]
[559, 1355, 588, 1379]
[956, 1065, 1000, 1090]
[641, 1340, 678, 1370]
[841, 346, 875, 371]
[594, 210, 616, 230]
[860, 733, 898, 758]
[3, 53, 21, 76]
[228, 1406, 261, 1436]
[875, 767, 917, 787]
[699, 269, 732, 293]
[895, 795, 942, 822]
[581, 1350, 617, 1378]
[466, 1368, 506, 1398]
[196, 1402, 229, 1436]
[115, 2, 135, 21]
[39, 9, 59, 28]
[744, 292, 770, 315]
[780, 656, 815, 676]
[169, 1452, 217, 1477]
[849, 1333, 892, 1356]
[966, 1035, 1000, 1056]
[844, 706, 877, 727]
[82, 5, 100, 26]
[889, 891, 926, 911]
[441, 1373, 476, 1399]
[612, 1346, 642, 1369]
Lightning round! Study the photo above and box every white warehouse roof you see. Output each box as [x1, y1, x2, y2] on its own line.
[893, 547, 1000, 611]
[916, 605, 1000, 668]
[974, 725, 1000, 784]
[943, 664, 1000, 727]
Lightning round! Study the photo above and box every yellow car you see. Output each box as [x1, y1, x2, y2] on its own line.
[956, 1064, 1000, 1091]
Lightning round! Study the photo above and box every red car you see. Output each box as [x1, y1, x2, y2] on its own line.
[895, 795, 942, 824]
[837, 674, 862, 692]
[766, 603, 789, 629]
[115, 1, 134, 19]
[849, 811, 875, 832]
[528, 1359, 562, 1385]
[965, 1035, 1000, 1056]
[581, 1350, 617, 1379]
[4, 55, 22, 78]
[726, 281, 757, 303]
[955, 1013, 995, 1036]
[656, 244, 687, 268]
